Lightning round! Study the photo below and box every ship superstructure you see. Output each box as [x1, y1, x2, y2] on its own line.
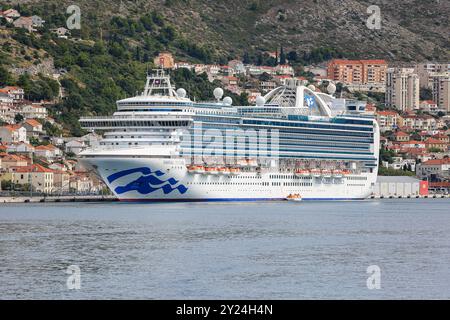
[79, 69, 379, 201]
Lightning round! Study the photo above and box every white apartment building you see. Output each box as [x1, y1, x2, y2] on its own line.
[385, 68, 420, 111]
[431, 73, 450, 112]
[415, 63, 450, 88]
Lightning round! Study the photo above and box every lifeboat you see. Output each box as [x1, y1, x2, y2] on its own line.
[205, 167, 218, 175]
[332, 169, 343, 178]
[188, 165, 205, 174]
[187, 165, 197, 173]
[322, 169, 332, 178]
[229, 168, 240, 175]
[217, 167, 230, 175]
[236, 159, 247, 167]
[247, 159, 258, 167]
[310, 169, 322, 177]
[295, 169, 310, 177]
[342, 170, 351, 175]
[286, 193, 302, 202]
[194, 166, 205, 174]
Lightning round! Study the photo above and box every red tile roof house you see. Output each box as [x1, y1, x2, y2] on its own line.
[417, 158, 450, 180]
[9, 164, 54, 194]
[0, 86, 24, 101]
[419, 100, 438, 112]
[431, 133, 450, 144]
[393, 131, 410, 142]
[22, 119, 43, 138]
[2, 9, 21, 19]
[13, 16, 36, 32]
[6, 142, 35, 154]
[0, 124, 27, 144]
[0, 154, 29, 169]
[424, 138, 448, 151]
[34, 144, 62, 160]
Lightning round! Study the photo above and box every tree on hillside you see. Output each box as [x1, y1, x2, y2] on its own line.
[0, 66, 14, 87]
[14, 113, 24, 124]
[420, 87, 432, 100]
[279, 46, 286, 65]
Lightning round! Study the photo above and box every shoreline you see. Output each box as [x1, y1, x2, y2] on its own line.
[1, 195, 449, 203]
[0, 195, 118, 203]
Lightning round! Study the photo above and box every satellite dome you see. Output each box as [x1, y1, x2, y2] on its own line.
[255, 95, 266, 106]
[327, 83, 336, 95]
[307, 84, 316, 91]
[223, 96, 233, 105]
[176, 88, 187, 98]
[213, 88, 224, 100]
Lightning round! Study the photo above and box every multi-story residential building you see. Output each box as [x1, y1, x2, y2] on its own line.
[419, 100, 440, 113]
[13, 16, 35, 32]
[0, 93, 15, 123]
[424, 138, 448, 151]
[2, 9, 21, 19]
[431, 73, 450, 112]
[275, 64, 295, 76]
[417, 158, 450, 181]
[6, 142, 35, 154]
[0, 124, 27, 143]
[174, 62, 194, 70]
[153, 52, 175, 69]
[260, 81, 278, 93]
[386, 157, 416, 171]
[385, 68, 420, 111]
[415, 63, 450, 88]
[52, 170, 71, 193]
[194, 64, 207, 74]
[401, 115, 440, 131]
[376, 110, 402, 132]
[34, 144, 62, 160]
[8, 164, 54, 193]
[228, 60, 246, 74]
[69, 172, 95, 194]
[0, 154, 29, 170]
[20, 104, 47, 119]
[65, 140, 86, 155]
[327, 59, 387, 85]
[393, 131, 410, 142]
[31, 15, 45, 28]
[0, 86, 24, 102]
[22, 119, 44, 138]
[431, 133, 450, 144]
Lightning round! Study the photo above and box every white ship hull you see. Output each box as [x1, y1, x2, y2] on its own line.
[81, 156, 376, 201]
[78, 70, 380, 202]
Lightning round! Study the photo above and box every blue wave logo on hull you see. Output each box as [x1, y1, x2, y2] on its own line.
[107, 167, 188, 195]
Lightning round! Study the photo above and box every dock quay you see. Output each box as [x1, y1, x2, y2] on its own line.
[1, 195, 118, 203]
[370, 194, 450, 199]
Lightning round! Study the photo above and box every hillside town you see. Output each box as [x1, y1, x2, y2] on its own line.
[154, 53, 450, 192]
[0, 84, 104, 194]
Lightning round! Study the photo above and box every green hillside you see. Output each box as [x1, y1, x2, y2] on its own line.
[0, 0, 448, 135]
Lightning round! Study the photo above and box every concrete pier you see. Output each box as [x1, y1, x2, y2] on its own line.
[1, 195, 118, 203]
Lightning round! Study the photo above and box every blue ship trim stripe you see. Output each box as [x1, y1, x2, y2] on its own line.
[107, 167, 152, 183]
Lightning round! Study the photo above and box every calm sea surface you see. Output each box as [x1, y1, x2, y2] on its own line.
[0, 199, 449, 299]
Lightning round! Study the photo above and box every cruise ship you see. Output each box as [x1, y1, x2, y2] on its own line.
[78, 69, 379, 201]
